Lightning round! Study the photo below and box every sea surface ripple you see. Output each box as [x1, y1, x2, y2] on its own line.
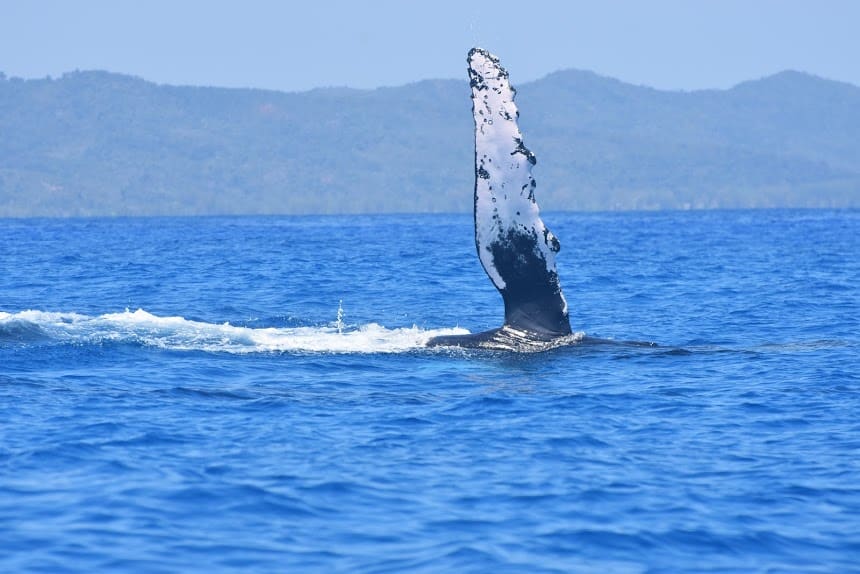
[1, 210, 858, 572]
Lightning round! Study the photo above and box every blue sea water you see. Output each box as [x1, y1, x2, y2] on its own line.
[1, 210, 858, 573]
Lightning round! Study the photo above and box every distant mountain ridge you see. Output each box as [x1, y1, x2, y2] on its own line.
[1, 68, 858, 216]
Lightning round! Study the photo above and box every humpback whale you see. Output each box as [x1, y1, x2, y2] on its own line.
[427, 48, 578, 351]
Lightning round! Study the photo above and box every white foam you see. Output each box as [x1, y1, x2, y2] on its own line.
[0, 308, 469, 354]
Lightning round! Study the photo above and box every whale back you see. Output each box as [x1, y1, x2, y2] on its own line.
[467, 48, 571, 337]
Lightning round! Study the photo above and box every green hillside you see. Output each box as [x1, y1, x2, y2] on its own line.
[1, 68, 858, 216]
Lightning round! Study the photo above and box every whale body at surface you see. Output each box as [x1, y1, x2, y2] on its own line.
[427, 48, 575, 351]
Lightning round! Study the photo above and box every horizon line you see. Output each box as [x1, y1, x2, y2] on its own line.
[2, 66, 857, 96]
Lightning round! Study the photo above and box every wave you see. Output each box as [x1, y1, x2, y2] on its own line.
[0, 309, 469, 354]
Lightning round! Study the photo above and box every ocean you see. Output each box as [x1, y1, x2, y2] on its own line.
[1, 210, 858, 572]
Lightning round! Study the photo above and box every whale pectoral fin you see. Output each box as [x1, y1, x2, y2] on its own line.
[428, 49, 574, 350]
[467, 48, 571, 339]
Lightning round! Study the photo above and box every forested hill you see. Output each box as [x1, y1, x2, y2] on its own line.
[1, 68, 858, 216]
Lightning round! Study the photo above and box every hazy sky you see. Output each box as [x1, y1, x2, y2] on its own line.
[3, 0, 859, 92]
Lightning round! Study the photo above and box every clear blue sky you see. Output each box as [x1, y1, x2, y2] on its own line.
[3, 0, 859, 92]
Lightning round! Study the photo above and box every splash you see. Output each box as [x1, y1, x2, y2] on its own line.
[335, 300, 345, 335]
[0, 309, 468, 354]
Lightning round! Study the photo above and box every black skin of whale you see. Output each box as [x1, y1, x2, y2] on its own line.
[427, 49, 572, 349]
[425, 249, 572, 348]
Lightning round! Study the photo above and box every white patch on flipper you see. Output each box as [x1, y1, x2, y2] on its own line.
[468, 48, 565, 313]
